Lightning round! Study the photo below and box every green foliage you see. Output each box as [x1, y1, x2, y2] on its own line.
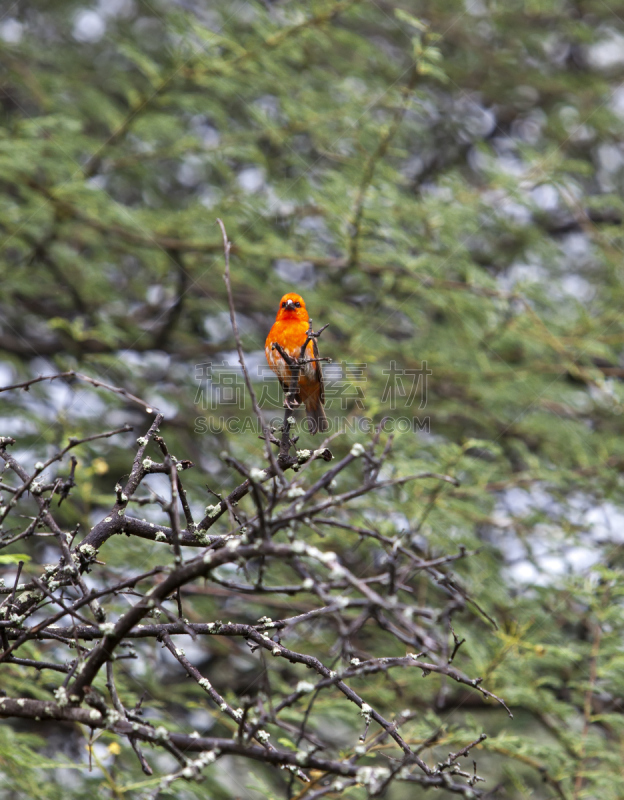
[2, 0, 624, 798]
[0, 554, 30, 564]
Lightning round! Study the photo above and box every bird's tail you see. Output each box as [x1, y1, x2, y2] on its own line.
[305, 397, 329, 435]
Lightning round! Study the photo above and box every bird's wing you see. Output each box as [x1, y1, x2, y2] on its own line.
[312, 338, 325, 404]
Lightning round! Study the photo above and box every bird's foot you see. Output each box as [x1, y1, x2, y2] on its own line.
[284, 396, 300, 410]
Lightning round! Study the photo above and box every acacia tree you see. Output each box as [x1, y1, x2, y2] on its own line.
[0, 226, 510, 797]
[2, 1, 624, 799]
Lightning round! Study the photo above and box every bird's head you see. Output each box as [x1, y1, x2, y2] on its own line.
[275, 293, 309, 322]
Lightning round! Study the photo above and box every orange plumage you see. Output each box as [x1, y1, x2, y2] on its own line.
[265, 292, 329, 435]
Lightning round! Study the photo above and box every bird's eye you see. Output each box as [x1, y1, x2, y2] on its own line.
[295, 302, 301, 308]
[281, 302, 286, 308]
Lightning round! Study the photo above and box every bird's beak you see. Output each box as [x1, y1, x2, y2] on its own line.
[285, 299, 296, 310]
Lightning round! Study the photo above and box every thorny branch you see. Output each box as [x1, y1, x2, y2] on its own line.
[0, 232, 507, 797]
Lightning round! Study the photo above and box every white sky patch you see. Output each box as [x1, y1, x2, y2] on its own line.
[73, 10, 106, 43]
[587, 30, 624, 71]
[0, 19, 23, 44]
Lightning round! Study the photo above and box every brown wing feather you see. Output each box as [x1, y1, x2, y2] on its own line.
[312, 338, 325, 404]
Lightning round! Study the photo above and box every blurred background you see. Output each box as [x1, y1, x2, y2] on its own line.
[2, 0, 624, 797]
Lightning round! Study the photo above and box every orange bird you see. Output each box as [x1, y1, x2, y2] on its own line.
[265, 292, 329, 434]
